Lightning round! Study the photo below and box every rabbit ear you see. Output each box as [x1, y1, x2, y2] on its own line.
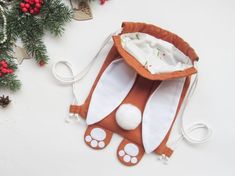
[86, 58, 137, 125]
[142, 78, 186, 153]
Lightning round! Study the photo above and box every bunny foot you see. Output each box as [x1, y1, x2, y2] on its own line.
[84, 125, 113, 149]
[117, 139, 144, 166]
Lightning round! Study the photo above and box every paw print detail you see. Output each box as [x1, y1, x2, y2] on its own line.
[118, 143, 139, 164]
[85, 128, 106, 148]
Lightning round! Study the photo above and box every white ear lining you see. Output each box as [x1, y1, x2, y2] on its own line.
[86, 58, 137, 125]
[142, 78, 186, 153]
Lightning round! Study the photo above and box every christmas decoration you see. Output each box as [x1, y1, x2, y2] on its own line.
[71, 0, 108, 21]
[19, 0, 44, 15]
[0, 94, 11, 108]
[0, 57, 21, 91]
[6, 0, 73, 66]
[0, 59, 14, 75]
[0, 0, 71, 91]
[12, 45, 31, 64]
[71, 0, 93, 21]
[0, 0, 106, 91]
[0, 1, 21, 91]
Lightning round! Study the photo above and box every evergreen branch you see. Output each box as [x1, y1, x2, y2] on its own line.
[41, 0, 73, 36]
[5, 0, 72, 65]
[0, 73, 21, 91]
[0, 0, 72, 91]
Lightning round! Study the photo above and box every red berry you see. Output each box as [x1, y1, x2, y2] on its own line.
[35, 3, 41, 8]
[100, 0, 105, 5]
[22, 7, 28, 12]
[0, 60, 6, 65]
[24, 0, 29, 3]
[39, 60, 45, 66]
[7, 69, 14, 74]
[25, 3, 30, 8]
[35, 0, 39, 3]
[2, 63, 8, 68]
[34, 7, 39, 13]
[1, 68, 7, 73]
[0, 73, 2, 77]
[20, 3, 25, 8]
[30, 9, 34, 14]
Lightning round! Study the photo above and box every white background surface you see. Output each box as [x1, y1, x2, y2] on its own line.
[1, 0, 235, 175]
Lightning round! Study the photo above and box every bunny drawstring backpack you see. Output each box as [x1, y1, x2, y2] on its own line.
[52, 22, 212, 166]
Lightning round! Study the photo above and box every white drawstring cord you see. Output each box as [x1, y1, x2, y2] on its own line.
[52, 31, 116, 84]
[52, 61, 79, 104]
[169, 63, 212, 151]
[52, 29, 121, 104]
[159, 66, 212, 164]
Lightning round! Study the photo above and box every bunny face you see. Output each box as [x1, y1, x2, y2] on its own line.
[70, 22, 198, 166]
